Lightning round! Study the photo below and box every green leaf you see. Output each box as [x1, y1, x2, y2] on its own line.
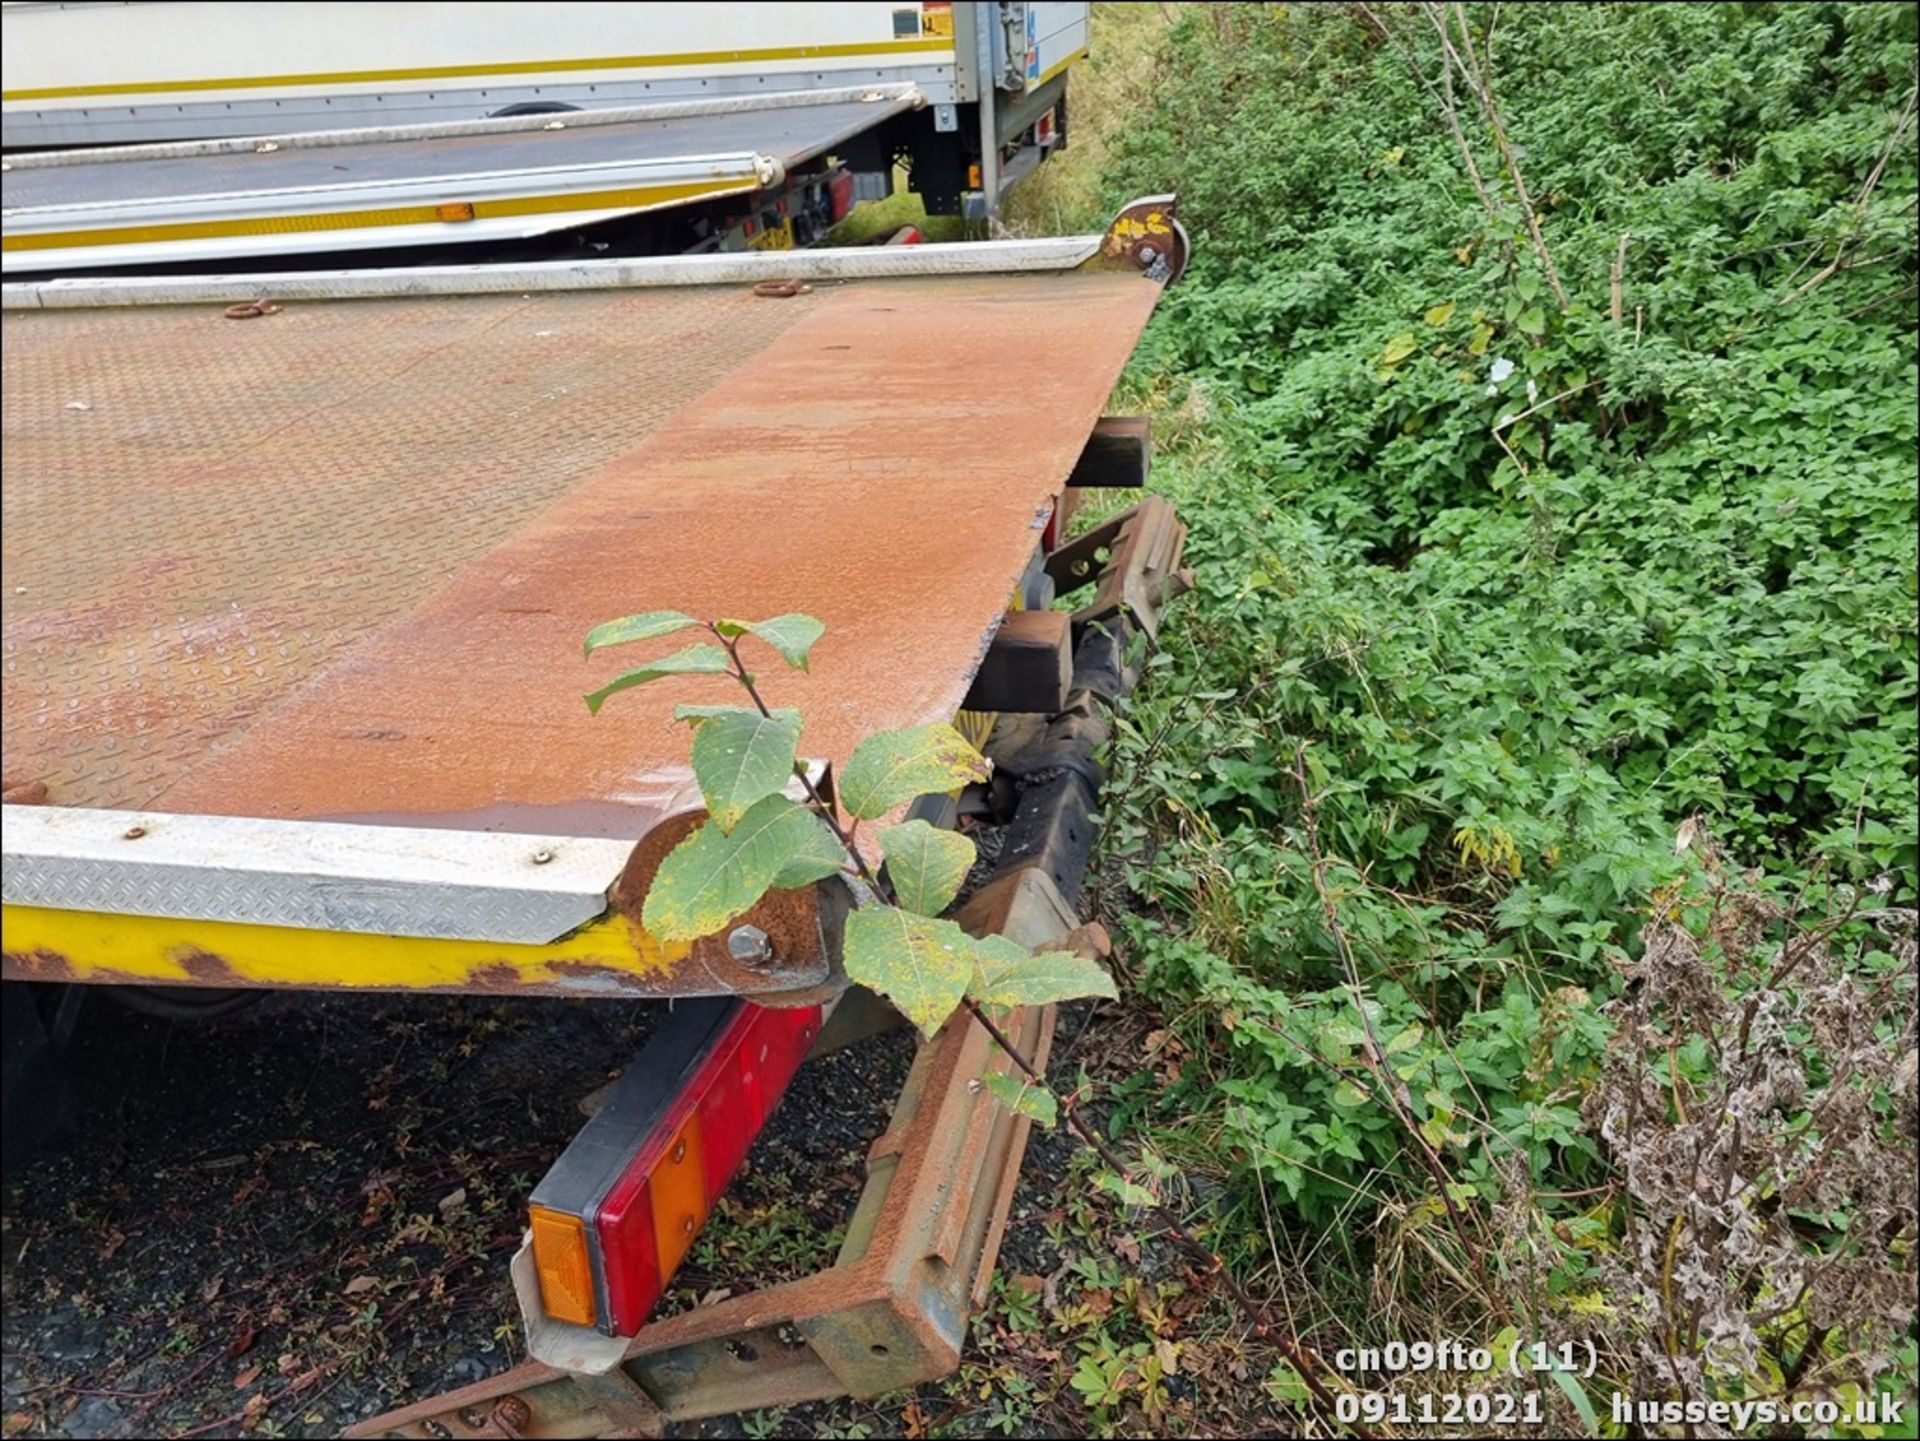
[717, 613, 826, 671]
[1094, 1172, 1156, 1208]
[583, 643, 731, 715]
[1424, 300, 1456, 326]
[690, 708, 803, 832]
[674, 703, 801, 729]
[1380, 331, 1419, 365]
[839, 723, 990, 820]
[642, 795, 821, 941]
[1332, 1078, 1371, 1107]
[1385, 1022, 1424, 1055]
[1316, 1018, 1368, 1058]
[981, 1070, 1057, 1128]
[1266, 1362, 1310, 1404]
[769, 809, 848, 889]
[1516, 272, 1541, 302]
[968, 933, 1118, 1007]
[582, 610, 697, 659]
[1545, 1365, 1599, 1436]
[843, 907, 974, 1036]
[877, 819, 975, 916]
[1517, 305, 1546, 337]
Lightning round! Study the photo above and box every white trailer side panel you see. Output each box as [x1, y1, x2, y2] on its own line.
[2, 0, 962, 145]
[1021, 1, 1091, 92]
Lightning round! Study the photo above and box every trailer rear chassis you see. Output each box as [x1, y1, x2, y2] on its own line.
[2, 198, 1192, 1430]
[353, 878, 1063, 1438]
[351, 473, 1188, 1433]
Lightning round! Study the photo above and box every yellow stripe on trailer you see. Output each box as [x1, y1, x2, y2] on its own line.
[1, 39, 956, 104]
[1, 177, 756, 254]
[1, 904, 687, 994]
[1034, 46, 1089, 90]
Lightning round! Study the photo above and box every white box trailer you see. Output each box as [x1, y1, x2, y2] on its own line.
[1, 2, 1090, 271]
[1, 1, 1089, 144]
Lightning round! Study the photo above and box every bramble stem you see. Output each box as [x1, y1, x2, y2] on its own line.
[1288, 741, 1508, 1329]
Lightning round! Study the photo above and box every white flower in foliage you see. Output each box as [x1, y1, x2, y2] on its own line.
[1485, 355, 1516, 395]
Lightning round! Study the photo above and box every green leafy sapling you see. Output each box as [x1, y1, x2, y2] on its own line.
[581, 610, 1117, 1056]
[580, 610, 1339, 1405]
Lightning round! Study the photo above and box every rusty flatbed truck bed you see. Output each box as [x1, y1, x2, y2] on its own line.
[0, 200, 1190, 1434]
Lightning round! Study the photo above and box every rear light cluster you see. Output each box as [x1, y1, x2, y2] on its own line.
[527, 1000, 819, 1337]
[827, 170, 855, 223]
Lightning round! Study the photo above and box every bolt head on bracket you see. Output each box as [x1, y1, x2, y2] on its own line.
[728, 924, 774, 965]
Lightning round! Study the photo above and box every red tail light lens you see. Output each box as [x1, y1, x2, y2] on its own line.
[529, 1000, 821, 1338]
[827, 170, 855, 223]
[697, 1004, 818, 1195]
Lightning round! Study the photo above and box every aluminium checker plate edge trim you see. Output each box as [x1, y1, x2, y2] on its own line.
[0, 805, 635, 944]
[0, 234, 1104, 308]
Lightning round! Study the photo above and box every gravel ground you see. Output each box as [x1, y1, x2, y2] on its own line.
[0, 988, 913, 1439]
[3, 982, 1277, 1441]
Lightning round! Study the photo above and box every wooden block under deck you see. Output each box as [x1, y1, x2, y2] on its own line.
[1066, 415, 1151, 489]
[961, 610, 1072, 715]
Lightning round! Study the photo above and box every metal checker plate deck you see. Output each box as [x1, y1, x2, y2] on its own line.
[3, 269, 1161, 835]
[2, 286, 809, 816]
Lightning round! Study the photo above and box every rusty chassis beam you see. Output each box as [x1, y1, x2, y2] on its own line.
[1045, 493, 1193, 646]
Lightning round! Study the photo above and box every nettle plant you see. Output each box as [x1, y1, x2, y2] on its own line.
[581, 608, 1117, 1128]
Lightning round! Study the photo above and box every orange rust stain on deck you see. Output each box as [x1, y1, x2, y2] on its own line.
[5, 272, 1160, 829]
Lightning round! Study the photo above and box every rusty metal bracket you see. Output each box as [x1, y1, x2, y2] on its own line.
[348, 870, 1075, 1438]
[1096, 194, 1189, 285]
[1045, 494, 1193, 645]
[567, 1370, 667, 1440]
